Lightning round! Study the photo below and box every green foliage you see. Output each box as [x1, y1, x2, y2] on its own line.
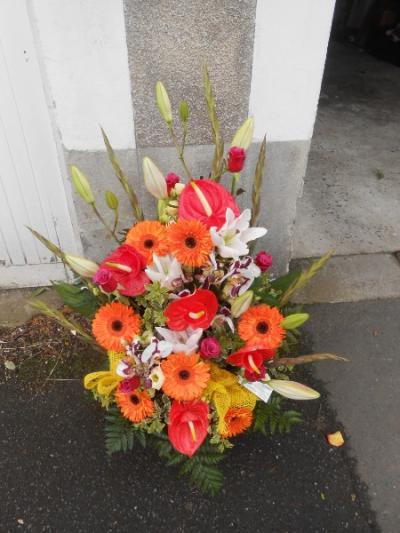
[104, 407, 147, 455]
[252, 396, 302, 436]
[250, 135, 266, 226]
[53, 281, 100, 317]
[135, 282, 170, 329]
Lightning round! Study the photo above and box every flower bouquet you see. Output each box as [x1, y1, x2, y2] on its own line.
[29, 69, 342, 494]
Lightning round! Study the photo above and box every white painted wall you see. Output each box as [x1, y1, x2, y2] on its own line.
[249, 0, 336, 142]
[31, 0, 135, 150]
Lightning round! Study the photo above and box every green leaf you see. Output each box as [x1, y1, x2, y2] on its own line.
[203, 65, 224, 180]
[250, 136, 266, 226]
[101, 127, 144, 221]
[270, 270, 301, 294]
[53, 282, 100, 318]
[281, 313, 309, 330]
[252, 395, 302, 436]
[280, 250, 334, 305]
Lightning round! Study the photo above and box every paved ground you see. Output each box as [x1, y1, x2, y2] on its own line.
[304, 299, 400, 533]
[3, 300, 397, 532]
[292, 42, 400, 303]
[294, 42, 400, 258]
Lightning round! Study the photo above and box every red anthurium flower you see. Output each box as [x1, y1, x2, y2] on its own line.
[178, 179, 240, 229]
[168, 400, 209, 457]
[93, 244, 149, 297]
[227, 346, 275, 379]
[164, 289, 218, 331]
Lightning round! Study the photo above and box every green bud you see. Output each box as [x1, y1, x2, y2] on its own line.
[71, 166, 95, 205]
[179, 100, 189, 123]
[105, 190, 119, 210]
[230, 290, 253, 318]
[281, 313, 309, 330]
[231, 117, 254, 149]
[156, 81, 172, 124]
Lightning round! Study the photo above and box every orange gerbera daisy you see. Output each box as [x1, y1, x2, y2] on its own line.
[125, 220, 169, 264]
[167, 219, 213, 267]
[221, 407, 253, 438]
[238, 304, 285, 350]
[161, 353, 210, 401]
[115, 389, 154, 423]
[92, 302, 141, 351]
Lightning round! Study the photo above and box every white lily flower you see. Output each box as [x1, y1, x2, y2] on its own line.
[145, 254, 184, 290]
[149, 365, 165, 390]
[210, 208, 267, 259]
[141, 338, 173, 364]
[156, 327, 203, 354]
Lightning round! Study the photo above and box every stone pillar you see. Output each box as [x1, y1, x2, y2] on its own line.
[32, 0, 335, 274]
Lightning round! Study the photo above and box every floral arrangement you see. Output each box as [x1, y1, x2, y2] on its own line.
[29, 69, 342, 494]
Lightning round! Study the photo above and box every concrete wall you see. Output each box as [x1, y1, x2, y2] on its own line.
[31, 0, 335, 275]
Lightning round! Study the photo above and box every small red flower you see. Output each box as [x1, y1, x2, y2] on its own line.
[168, 400, 209, 457]
[227, 146, 246, 173]
[166, 172, 180, 194]
[227, 346, 275, 379]
[93, 244, 149, 297]
[255, 251, 273, 272]
[164, 289, 218, 331]
[178, 179, 240, 229]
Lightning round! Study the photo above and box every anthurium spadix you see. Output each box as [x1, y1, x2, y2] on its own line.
[142, 157, 168, 199]
[267, 380, 320, 400]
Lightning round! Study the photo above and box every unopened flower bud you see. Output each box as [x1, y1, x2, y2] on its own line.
[231, 117, 254, 150]
[230, 290, 253, 318]
[65, 254, 98, 278]
[105, 190, 119, 210]
[156, 81, 172, 124]
[143, 157, 168, 199]
[71, 166, 95, 204]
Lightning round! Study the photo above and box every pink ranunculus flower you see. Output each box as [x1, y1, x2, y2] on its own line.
[178, 179, 240, 229]
[118, 376, 140, 393]
[92, 268, 117, 293]
[255, 251, 273, 272]
[200, 337, 221, 359]
[227, 146, 246, 172]
[165, 172, 180, 194]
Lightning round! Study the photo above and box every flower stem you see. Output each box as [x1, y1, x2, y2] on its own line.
[168, 124, 192, 179]
[230, 173, 240, 195]
[92, 205, 120, 243]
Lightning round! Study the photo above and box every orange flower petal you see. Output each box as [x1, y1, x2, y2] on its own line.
[326, 431, 345, 447]
[167, 219, 213, 267]
[238, 304, 285, 350]
[161, 353, 210, 401]
[92, 302, 141, 351]
[125, 220, 169, 265]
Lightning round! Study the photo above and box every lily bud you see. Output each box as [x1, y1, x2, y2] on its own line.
[143, 157, 168, 199]
[230, 290, 253, 318]
[179, 100, 189, 123]
[65, 254, 98, 278]
[71, 166, 95, 205]
[231, 117, 254, 150]
[156, 81, 172, 124]
[281, 313, 309, 330]
[105, 190, 119, 210]
[267, 380, 320, 400]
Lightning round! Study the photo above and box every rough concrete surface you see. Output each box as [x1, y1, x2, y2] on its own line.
[124, 0, 257, 147]
[0, 288, 61, 329]
[292, 253, 400, 304]
[303, 299, 400, 533]
[293, 42, 400, 258]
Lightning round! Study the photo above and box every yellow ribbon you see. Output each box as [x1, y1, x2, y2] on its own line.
[83, 351, 124, 407]
[204, 363, 257, 434]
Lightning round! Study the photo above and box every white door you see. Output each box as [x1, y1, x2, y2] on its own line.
[0, 1, 80, 288]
